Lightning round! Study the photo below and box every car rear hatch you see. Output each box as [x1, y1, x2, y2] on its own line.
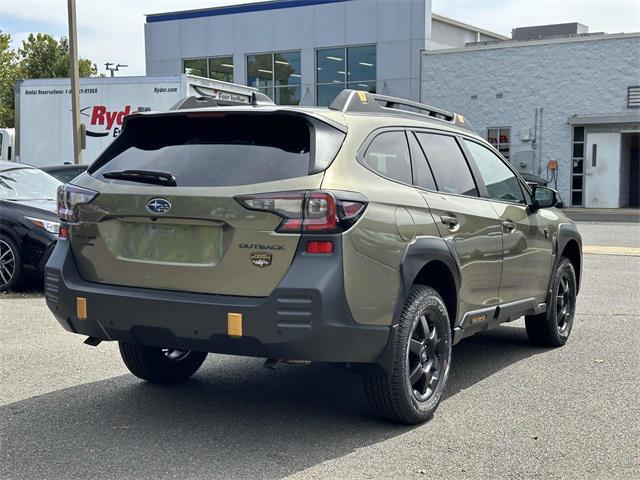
[69, 109, 346, 297]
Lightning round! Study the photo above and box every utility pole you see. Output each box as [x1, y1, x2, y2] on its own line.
[67, 0, 83, 164]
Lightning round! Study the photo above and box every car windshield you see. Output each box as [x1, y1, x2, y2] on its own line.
[0, 168, 62, 201]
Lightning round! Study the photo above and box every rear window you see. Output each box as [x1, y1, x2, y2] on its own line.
[362, 131, 412, 184]
[415, 133, 478, 197]
[91, 113, 326, 187]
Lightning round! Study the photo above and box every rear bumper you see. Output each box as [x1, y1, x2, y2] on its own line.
[45, 237, 390, 364]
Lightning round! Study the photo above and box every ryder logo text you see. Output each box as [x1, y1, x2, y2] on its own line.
[81, 105, 132, 138]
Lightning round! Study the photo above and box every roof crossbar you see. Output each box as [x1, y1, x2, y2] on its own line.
[328, 89, 474, 131]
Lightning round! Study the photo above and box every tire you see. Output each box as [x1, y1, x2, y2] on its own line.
[363, 286, 452, 425]
[0, 234, 22, 292]
[525, 257, 577, 347]
[119, 342, 208, 383]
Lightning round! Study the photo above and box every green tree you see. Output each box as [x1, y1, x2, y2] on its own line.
[0, 32, 97, 127]
[0, 31, 19, 127]
[18, 33, 96, 78]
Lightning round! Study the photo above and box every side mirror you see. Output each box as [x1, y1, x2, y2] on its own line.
[531, 186, 557, 210]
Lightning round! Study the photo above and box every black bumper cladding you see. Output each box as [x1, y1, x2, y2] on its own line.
[44, 237, 390, 364]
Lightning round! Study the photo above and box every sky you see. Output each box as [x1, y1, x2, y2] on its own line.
[1, 0, 639, 76]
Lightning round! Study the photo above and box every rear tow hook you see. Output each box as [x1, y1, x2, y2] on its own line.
[83, 336, 102, 347]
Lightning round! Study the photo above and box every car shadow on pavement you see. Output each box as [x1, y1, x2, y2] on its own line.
[1, 324, 546, 480]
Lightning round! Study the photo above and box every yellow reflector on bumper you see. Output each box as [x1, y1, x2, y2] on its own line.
[227, 313, 242, 338]
[76, 297, 87, 320]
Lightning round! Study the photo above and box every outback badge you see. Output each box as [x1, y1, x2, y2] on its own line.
[250, 252, 272, 268]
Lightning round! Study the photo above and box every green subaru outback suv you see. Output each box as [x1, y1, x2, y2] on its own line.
[46, 90, 581, 424]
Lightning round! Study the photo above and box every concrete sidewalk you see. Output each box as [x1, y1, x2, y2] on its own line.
[563, 208, 640, 223]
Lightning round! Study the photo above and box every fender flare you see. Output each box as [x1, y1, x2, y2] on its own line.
[555, 222, 583, 290]
[376, 236, 461, 374]
[400, 236, 461, 301]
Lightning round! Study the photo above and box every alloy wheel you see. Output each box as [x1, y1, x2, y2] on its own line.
[407, 311, 445, 402]
[556, 273, 574, 334]
[0, 239, 16, 289]
[162, 348, 190, 361]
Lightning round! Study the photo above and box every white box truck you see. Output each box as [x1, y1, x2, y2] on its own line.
[13, 75, 257, 167]
[0, 128, 15, 161]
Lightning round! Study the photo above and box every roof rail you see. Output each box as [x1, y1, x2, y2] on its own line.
[170, 90, 275, 110]
[328, 89, 473, 131]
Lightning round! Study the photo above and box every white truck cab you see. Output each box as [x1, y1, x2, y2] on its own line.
[0, 128, 15, 162]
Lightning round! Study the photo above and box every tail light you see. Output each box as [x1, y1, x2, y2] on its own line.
[57, 184, 98, 222]
[235, 190, 367, 234]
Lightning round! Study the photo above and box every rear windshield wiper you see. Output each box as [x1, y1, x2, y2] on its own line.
[102, 170, 177, 187]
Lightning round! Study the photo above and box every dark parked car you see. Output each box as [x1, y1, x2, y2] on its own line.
[519, 172, 549, 187]
[41, 164, 88, 183]
[0, 161, 61, 290]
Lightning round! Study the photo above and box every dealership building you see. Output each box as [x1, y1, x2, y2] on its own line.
[422, 26, 640, 208]
[144, 0, 506, 105]
[144, 0, 640, 207]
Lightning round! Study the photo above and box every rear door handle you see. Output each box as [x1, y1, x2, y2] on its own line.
[441, 214, 459, 229]
[502, 221, 516, 233]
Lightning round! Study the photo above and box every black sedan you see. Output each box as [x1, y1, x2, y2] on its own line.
[41, 164, 88, 183]
[0, 161, 62, 290]
[519, 172, 549, 188]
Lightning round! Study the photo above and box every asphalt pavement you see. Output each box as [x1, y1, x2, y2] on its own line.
[1, 222, 639, 480]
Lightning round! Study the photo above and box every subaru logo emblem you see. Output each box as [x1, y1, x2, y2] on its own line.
[146, 198, 172, 214]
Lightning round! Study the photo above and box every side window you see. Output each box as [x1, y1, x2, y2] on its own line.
[362, 131, 412, 185]
[408, 132, 436, 190]
[415, 133, 478, 197]
[463, 140, 526, 204]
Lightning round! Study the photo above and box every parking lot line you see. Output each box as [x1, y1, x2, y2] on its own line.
[583, 245, 640, 256]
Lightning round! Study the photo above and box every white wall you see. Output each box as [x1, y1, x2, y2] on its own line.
[421, 34, 640, 204]
[145, 0, 432, 104]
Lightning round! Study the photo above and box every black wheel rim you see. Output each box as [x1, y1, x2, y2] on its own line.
[162, 348, 190, 361]
[407, 311, 445, 402]
[556, 273, 573, 334]
[0, 239, 16, 289]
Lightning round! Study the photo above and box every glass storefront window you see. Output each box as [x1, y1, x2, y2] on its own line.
[347, 45, 376, 83]
[274, 51, 301, 86]
[183, 56, 233, 82]
[347, 81, 376, 94]
[209, 56, 234, 82]
[317, 84, 345, 107]
[275, 86, 302, 106]
[316, 47, 345, 85]
[247, 51, 301, 105]
[247, 53, 274, 90]
[183, 58, 207, 77]
[316, 45, 376, 106]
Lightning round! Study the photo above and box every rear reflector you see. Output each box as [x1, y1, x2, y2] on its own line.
[76, 297, 87, 320]
[227, 312, 243, 338]
[306, 241, 334, 254]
